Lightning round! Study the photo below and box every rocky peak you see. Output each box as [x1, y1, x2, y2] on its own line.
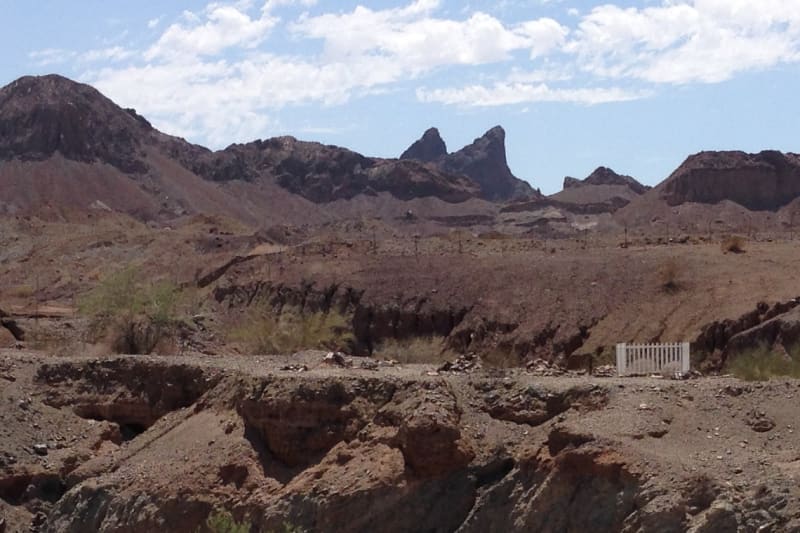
[400, 127, 447, 162]
[0, 74, 150, 174]
[441, 126, 537, 202]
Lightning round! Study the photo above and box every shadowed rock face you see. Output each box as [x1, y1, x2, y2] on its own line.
[400, 127, 447, 163]
[441, 126, 536, 201]
[659, 150, 800, 211]
[564, 167, 650, 195]
[0, 74, 150, 174]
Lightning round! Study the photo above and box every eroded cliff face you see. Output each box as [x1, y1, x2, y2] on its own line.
[659, 150, 800, 211]
[212, 280, 591, 364]
[2, 355, 796, 532]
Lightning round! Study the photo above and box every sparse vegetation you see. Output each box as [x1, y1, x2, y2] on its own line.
[721, 235, 747, 254]
[230, 306, 354, 354]
[373, 335, 450, 364]
[658, 258, 684, 293]
[78, 265, 182, 354]
[205, 510, 250, 533]
[725, 344, 800, 381]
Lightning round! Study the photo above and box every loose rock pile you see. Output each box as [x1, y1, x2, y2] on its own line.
[437, 352, 481, 373]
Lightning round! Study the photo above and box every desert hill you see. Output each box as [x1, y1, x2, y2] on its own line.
[547, 166, 649, 214]
[658, 150, 800, 210]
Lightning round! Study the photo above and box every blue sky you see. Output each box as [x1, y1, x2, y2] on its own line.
[2, 0, 799, 193]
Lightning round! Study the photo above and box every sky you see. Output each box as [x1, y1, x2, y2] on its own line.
[1, 0, 799, 194]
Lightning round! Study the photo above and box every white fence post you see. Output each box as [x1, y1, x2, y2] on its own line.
[616, 343, 627, 376]
[681, 342, 690, 373]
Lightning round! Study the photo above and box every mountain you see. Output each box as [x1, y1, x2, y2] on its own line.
[658, 150, 800, 211]
[0, 74, 489, 222]
[400, 127, 447, 163]
[401, 125, 540, 202]
[0, 75, 264, 222]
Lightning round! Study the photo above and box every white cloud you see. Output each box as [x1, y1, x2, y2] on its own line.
[53, 0, 800, 146]
[144, 3, 280, 60]
[147, 17, 162, 29]
[28, 48, 76, 66]
[81, 47, 135, 63]
[292, 2, 567, 70]
[417, 82, 647, 106]
[567, 0, 800, 84]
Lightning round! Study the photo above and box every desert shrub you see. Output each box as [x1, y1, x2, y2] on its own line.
[230, 307, 353, 354]
[725, 344, 800, 381]
[373, 336, 450, 364]
[206, 510, 250, 533]
[78, 266, 181, 354]
[658, 258, 684, 293]
[79, 266, 178, 322]
[721, 235, 746, 254]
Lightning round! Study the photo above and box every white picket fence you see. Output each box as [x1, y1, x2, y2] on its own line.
[615, 342, 690, 376]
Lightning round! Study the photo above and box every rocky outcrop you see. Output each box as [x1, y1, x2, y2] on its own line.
[692, 298, 800, 370]
[440, 126, 536, 201]
[0, 309, 24, 343]
[379, 385, 474, 477]
[36, 358, 217, 430]
[724, 305, 800, 359]
[239, 377, 396, 467]
[0, 75, 150, 174]
[399, 126, 538, 201]
[476, 382, 608, 426]
[659, 150, 800, 211]
[400, 127, 447, 162]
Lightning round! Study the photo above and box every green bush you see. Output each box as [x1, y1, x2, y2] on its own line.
[725, 344, 800, 381]
[79, 266, 178, 323]
[230, 307, 354, 354]
[78, 266, 181, 354]
[206, 510, 250, 533]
